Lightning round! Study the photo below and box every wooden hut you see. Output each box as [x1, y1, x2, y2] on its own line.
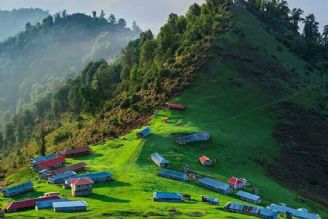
[199, 155, 213, 166]
[53, 201, 87, 213]
[48, 171, 76, 184]
[153, 192, 182, 203]
[6, 195, 61, 213]
[151, 153, 169, 168]
[34, 156, 65, 171]
[236, 190, 261, 204]
[198, 178, 231, 194]
[176, 132, 210, 145]
[158, 169, 188, 182]
[137, 127, 151, 138]
[59, 146, 91, 158]
[2, 181, 33, 197]
[166, 103, 186, 110]
[51, 162, 86, 175]
[228, 177, 246, 189]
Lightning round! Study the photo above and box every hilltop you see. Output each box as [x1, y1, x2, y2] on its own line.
[0, 8, 49, 42]
[0, 0, 327, 218]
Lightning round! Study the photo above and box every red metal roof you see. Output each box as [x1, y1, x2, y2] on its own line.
[59, 146, 91, 156]
[6, 195, 61, 211]
[166, 103, 186, 110]
[229, 177, 243, 185]
[70, 177, 94, 186]
[52, 162, 86, 175]
[199, 155, 211, 164]
[37, 156, 65, 169]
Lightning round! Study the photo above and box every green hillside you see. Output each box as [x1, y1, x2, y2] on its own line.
[0, 1, 327, 218]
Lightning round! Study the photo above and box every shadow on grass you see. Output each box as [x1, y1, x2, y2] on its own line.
[93, 180, 131, 189]
[72, 153, 103, 161]
[90, 193, 130, 203]
[10, 190, 45, 201]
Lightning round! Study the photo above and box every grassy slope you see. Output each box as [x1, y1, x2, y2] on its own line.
[1, 6, 327, 219]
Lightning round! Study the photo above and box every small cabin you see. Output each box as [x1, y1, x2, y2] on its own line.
[201, 195, 219, 205]
[137, 127, 151, 138]
[228, 177, 247, 189]
[153, 192, 182, 203]
[151, 153, 169, 168]
[166, 103, 186, 110]
[176, 132, 210, 145]
[58, 146, 91, 158]
[34, 156, 65, 171]
[199, 155, 213, 166]
[158, 169, 188, 182]
[3, 181, 33, 197]
[198, 178, 231, 194]
[236, 190, 261, 204]
[64, 171, 112, 188]
[48, 171, 76, 184]
[53, 200, 87, 213]
[70, 177, 94, 197]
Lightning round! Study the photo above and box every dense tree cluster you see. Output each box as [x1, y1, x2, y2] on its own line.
[244, 0, 328, 67]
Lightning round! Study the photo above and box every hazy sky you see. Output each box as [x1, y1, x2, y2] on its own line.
[0, 0, 327, 33]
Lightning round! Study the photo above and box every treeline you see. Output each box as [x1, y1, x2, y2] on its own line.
[0, 8, 49, 41]
[244, 0, 328, 68]
[0, 0, 234, 172]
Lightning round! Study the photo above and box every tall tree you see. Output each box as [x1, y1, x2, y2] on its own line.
[303, 14, 320, 45]
[118, 18, 127, 28]
[322, 25, 328, 46]
[100, 10, 106, 20]
[290, 8, 304, 31]
[92, 11, 97, 19]
[108, 14, 116, 24]
[132, 21, 142, 32]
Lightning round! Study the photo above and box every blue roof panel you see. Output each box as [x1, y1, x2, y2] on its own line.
[53, 200, 87, 208]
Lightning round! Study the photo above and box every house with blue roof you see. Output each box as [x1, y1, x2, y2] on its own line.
[158, 169, 188, 182]
[151, 153, 169, 168]
[137, 127, 151, 138]
[198, 177, 231, 194]
[176, 132, 210, 144]
[48, 171, 76, 184]
[153, 192, 182, 203]
[31, 153, 56, 165]
[3, 181, 33, 197]
[236, 190, 261, 204]
[269, 204, 321, 219]
[53, 200, 87, 212]
[35, 198, 68, 210]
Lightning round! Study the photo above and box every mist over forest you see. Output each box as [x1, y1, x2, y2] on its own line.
[0, 10, 141, 117]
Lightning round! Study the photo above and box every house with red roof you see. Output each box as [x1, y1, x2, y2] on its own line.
[199, 155, 213, 166]
[70, 177, 94, 197]
[228, 177, 247, 189]
[33, 156, 65, 171]
[59, 146, 91, 158]
[6, 195, 61, 213]
[51, 162, 86, 176]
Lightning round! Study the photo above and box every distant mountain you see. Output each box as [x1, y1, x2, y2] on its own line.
[0, 12, 141, 112]
[0, 8, 49, 42]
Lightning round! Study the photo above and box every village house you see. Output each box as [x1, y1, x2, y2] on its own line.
[236, 190, 261, 204]
[166, 102, 186, 110]
[158, 169, 188, 182]
[48, 171, 77, 184]
[34, 156, 65, 172]
[228, 177, 248, 189]
[224, 202, 278, 219]
[199, 155, 213, 166]
[137, 127, 151, 138]
[64, 171, 112, 188]
[51, 162, 87, 175]
[35, 198, 67, 210]
[6, 195, 61, 213]
[2, 181, 33, 197]
[151, 153, 169, 168]
[269, 204, 321, 219]
[58, 146, 91, 158]
[70, 177, 94, 197]
[201, 195, 219, 205]
[31, 153, 56, 165]
[53, 200, 88, 213]
[176, 132, 210, 145]
[153, 192, 183, 203]
[198, 177, 231, 194]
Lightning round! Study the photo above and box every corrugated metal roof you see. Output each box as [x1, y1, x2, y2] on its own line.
[50, 171, 76, 180]
[137, 127, 151, 137]
[151, 153, 168, 164]
[153, 192, 182, 200]
[259, 208, 277, 217]
[53, 200, 87, 208]
[269, 204, 321, 219]
[59, 146, 91, 156]
[176, 132, 210, 144]
[236, 190, 261, 202]
[52, 162, 86, 175]
[4, 181, 33, 194]
[31, 154, 56, 164]
[37, 156, 65, 169]
[35, 198, 67, 209]
[198, 177, 231, 192]
[78, 171, 112, 179]
[70, 177, 93, 185]
[158, 169, 188, 181]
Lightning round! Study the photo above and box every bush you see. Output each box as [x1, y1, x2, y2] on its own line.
[53, 131, 72, 144]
